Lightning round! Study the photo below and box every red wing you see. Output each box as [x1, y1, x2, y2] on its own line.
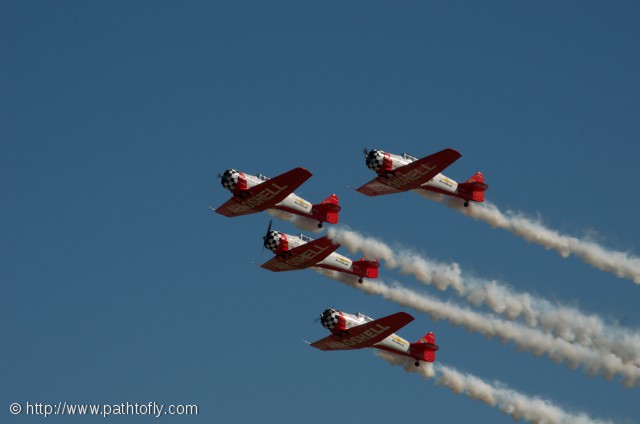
[215, 167, 312, 217]
[260, 236, 339, 272]
[356, 179, 404, 197]
[356, 149, 461, 196]
[309, 312, 414, 351]
[260, 257, 298, 272]
[214, 198, 258, 217]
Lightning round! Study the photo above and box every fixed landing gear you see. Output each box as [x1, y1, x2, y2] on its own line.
[464, 201, 469, 207]
[317, 222, 323, 229]
[382, 171, 396, 179]
[358, 278, 363, 284]
[334, 330, 351, 338]
[234, 190, 250, 199]
[414, 361, 420, 367]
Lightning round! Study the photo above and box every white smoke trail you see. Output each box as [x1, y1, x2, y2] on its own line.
[415, 191, 640, 285]
[314, 269, 640, 387]
[328, 227, 640, 366]
[266, 209, 322, 233]
[377, 351, 612, 424]
[328, 227, 465, 293]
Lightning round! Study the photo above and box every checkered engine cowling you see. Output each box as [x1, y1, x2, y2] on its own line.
[320, 308, 341, 330]
[220, 169, 241, 191]
[263, 230, 282, 252]
[365, 150, 386, 171]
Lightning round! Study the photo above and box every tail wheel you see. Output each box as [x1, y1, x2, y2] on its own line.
[358, 278, 363, 284]
[317, 222, 323, 228]
[414, 361, 420, 367]
[464, 201, 469, 207]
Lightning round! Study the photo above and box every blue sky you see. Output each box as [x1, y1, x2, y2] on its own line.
[2, 1, 639, 422]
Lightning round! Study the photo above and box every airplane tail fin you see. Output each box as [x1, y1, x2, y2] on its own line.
[352, 257, 380, 279]
[458, 171, 488, 203]
[312, 194, 341, 224]
[410, 332, 438, 362]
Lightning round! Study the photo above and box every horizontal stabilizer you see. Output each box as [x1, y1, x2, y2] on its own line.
[313, 202, 341, 214]
[458, 181, 488, 192]
[410, 332, 438, 362]
[352, 257, 380, 279]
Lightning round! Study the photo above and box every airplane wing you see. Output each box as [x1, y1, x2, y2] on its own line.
[260, 257, 298, 272]
[354, 179, 404, 197]
[356, 148, 461, 196]
[215, 167, 312, 217]
[260, 236, 339, 272]
[309, 312, 414, 351]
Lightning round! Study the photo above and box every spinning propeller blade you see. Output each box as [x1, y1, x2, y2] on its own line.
[261, 219, 273, 253]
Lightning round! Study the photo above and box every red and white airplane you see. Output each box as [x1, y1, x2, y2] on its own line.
[214, 167, 341, 228]
[309, 308, 438, 367]
[356, 148, 488, 207]
[260, 222, 379, 283]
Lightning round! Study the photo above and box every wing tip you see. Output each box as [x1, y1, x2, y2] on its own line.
[291, 167, 313, 179]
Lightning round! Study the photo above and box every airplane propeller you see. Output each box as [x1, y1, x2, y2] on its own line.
[363, 147, 369, 157]
[261, 219, 273, 253]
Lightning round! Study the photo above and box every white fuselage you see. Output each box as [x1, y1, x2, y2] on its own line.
[340, 311, 411, 354]
[387, 153, 459, 195]
[342, 312, 410, 354]
[243, 173, 313, 216]
[283, 234, 355, 273]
